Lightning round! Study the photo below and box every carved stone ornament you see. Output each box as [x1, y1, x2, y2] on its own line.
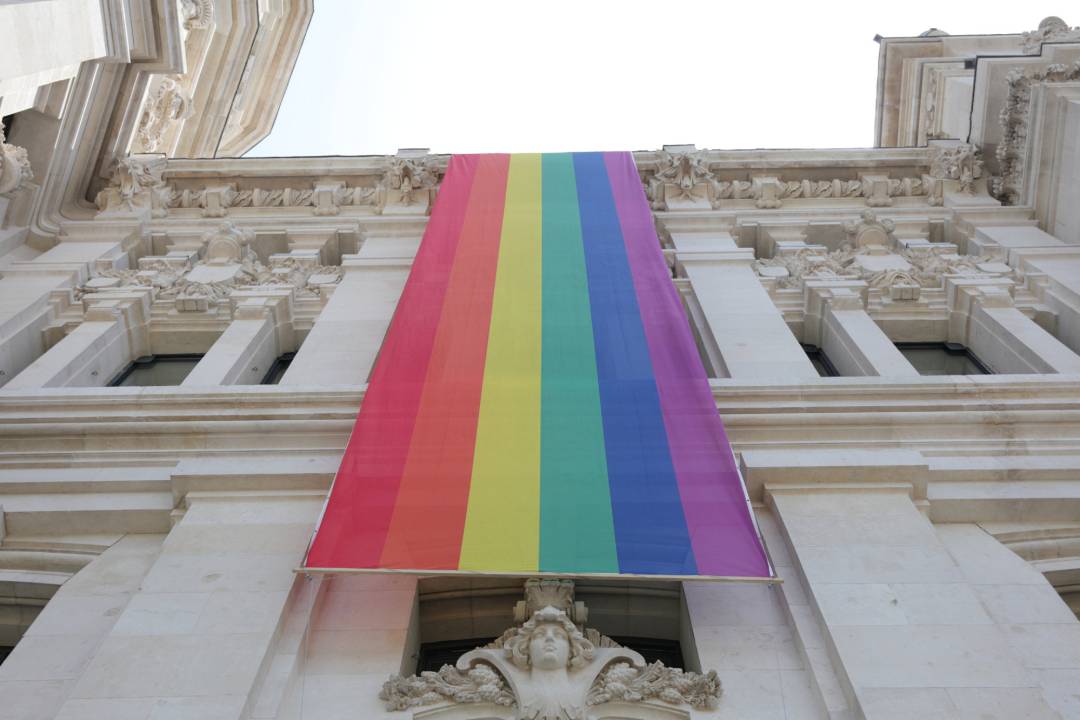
[94, 154, 169, 215]
[646, 150, 716, 210]
[136, 75, 194, 153]
[0, 128, 33, 196]
[78, 222, 342, 309]
[204, 221, 254, 264]
[1021, 16, 1080, 54]
[994, 59, 1080, 204]
[843, 210, 896, 248]
[642, 150, 927, 211]
[927, 143, 984, 204]
[753, 240, 1008, 294]
[179, 0, 214, 30]
[380, 602, 720, 719]
[379, 155, 441, 210]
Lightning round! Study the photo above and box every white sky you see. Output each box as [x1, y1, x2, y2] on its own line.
[247, 0, 1072, 157]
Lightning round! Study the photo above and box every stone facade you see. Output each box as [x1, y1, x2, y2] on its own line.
[1, 5, 1080, 720]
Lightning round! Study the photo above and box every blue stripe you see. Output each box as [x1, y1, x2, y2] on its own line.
[572, 152, 696, 575]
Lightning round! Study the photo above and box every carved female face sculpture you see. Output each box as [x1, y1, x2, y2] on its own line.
[528, 622, 571, 671]
[507, 605, 595, 672]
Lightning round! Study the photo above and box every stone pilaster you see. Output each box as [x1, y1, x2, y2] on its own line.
[671, 229, 819, 380]
[946, 277, 1080, 374]
[281, 226, 421, 386]
[182, 289, 295, 386]
[804, 280, 919, 377]
[5, 287, 152, 388]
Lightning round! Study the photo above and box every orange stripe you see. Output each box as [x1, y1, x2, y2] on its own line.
[379, 155, 510, 568]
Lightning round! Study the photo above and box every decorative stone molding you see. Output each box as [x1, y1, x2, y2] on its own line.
[754, 226, 1008, 296]
[380, 604, 718, 720]
[78, 222, 342, 310]
[380, 580, 720, 720]
[993, 60, 1080, 204]
[1021, 16, 1080, 54]
[162, 182, 377, 215]
[0, 128, 33, 196]
[94, 154, 169, 216]
[180, 0, 214, 31]
[135, 76, 194, 153]
[642, 149, 928, 210]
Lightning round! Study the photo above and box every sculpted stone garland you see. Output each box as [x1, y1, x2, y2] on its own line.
[643, 149, 931, 211]
[95, 154, 444, 217]
[994, 59, 1080, 205]
[1020, 16, 1080, 54]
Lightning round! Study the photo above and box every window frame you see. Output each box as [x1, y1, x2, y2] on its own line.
[802, 344, 840, 377]
[894, 342, 992, 376]
[259, 351, 297, 385]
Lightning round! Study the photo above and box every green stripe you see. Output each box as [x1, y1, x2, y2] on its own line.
[539, 153, 618, 573]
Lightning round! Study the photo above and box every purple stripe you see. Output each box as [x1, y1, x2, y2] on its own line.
[603, 152, 771, 578]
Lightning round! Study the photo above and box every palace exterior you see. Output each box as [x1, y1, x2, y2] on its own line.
[2, 3, 1080, 719]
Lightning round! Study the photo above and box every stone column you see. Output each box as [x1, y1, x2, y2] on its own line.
[182, 291, 295, 387]
[804, 280, 919, 377]
[49, 492, 325, 719]
[769, 486, 1079, 719]
[947, 277, 1080, 374]
[673, 231, 819, 380]
[4, 287, 151, 389]
[281, 228, 420, 386]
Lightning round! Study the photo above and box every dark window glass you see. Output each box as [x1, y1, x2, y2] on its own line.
[417, 638, 495, 673]
[260, 353, 295, 385]
[0, 645, 12, 665]
[609, 637, 684, 668]
[896, 343, 991, 375]
[802, 345, 839, 377]
[109, 355, 202, 387]
[416, 636, 684, 672]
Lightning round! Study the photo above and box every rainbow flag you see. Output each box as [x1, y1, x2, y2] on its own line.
[304, 152, 771, 580]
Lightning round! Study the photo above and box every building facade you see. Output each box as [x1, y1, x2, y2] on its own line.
[2, 3, 1080, 718]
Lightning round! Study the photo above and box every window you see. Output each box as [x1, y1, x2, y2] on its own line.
[108, 355, 202, 386]
[415, 635, 684, 673]
[896, 343, 990, 376]
[260, 352, 296, 385]
[803, 345, 839, 377]
[0, 645, 12, 666]
[414, 578, 692, 675]
[417, 637, 495, 673]
[607, 637, 684, 667]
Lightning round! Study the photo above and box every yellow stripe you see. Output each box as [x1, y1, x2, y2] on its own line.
[459, 154, 542, 572]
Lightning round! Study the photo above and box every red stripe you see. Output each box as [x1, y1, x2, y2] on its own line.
[305, 156, 479, 569]
[379, 154, 509, 569]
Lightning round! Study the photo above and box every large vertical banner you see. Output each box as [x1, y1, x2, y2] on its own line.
[304, 152, 772, 580]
